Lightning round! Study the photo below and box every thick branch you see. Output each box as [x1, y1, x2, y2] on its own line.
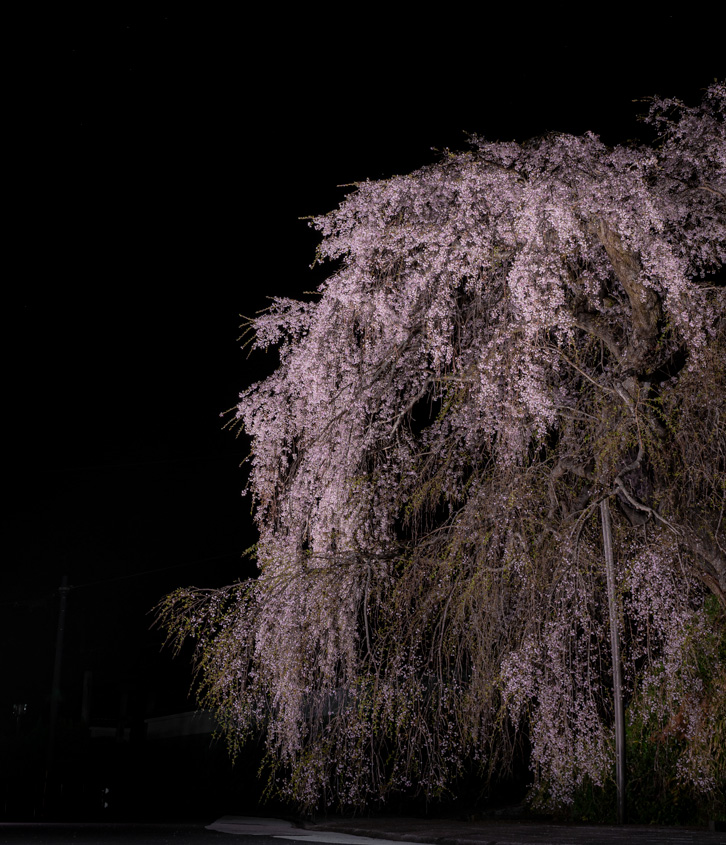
[678, 529, 726, 608]
[572, 312, 624, 364]
[595, 222, 662, 370]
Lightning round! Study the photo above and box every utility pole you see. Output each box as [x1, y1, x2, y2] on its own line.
[600, 500, 626, 823]
[43, 574, 70, 817]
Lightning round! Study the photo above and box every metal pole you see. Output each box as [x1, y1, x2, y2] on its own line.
[600, 500, 626, 823]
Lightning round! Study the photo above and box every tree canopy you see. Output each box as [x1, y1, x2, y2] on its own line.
[158, 83, 725, 815]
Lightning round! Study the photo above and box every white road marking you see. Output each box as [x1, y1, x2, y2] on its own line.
[206, 817, 430, 844]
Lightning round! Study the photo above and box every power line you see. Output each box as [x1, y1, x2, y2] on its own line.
[0, 552, 246, 604]
[70, 552, 244, 590]
[49, 453, 237, 473]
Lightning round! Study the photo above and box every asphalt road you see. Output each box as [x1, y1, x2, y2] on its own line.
[0, 821, 234, 844]
[1, 817, 724, 845]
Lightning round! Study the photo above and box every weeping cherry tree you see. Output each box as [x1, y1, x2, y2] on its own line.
[158, 83, 725, 814]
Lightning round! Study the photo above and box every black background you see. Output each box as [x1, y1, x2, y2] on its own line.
[4, 9, 722, 819]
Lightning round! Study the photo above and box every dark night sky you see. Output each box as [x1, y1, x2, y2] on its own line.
[5, 11, 723, 727]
